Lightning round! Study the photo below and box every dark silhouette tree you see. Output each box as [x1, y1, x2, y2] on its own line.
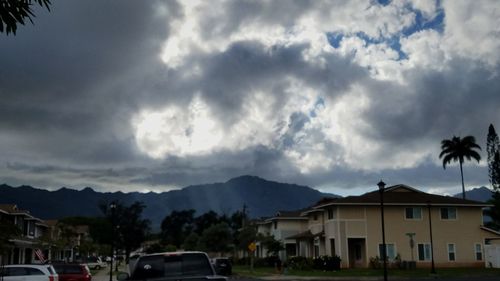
[486, 124, 500, 230]
[182, 233, 200, 251]
[259, 234, 284, 257]
[439, 135, 481, 199]
[193, 210, 221, 235]
[198, 223, 232, 254]
[100, 201, 151, 262]
[0, 0, 51, 35]
[0, 216, 21, 259]
[487, 124, 500, 189]
[160, 209, 195, 248]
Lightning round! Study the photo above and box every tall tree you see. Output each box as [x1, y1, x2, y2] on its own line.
[0, 216, 21, 260]
[439, 135, 482, 199]
[198, 223, 232, 254]
[194, 211, 221, 235]
[160, 210, 195, 248]
[486, 124, 500, 230]
[100, 201, 151, 262]
[487, 124, 500, 189]
[0, 0, 51, 34]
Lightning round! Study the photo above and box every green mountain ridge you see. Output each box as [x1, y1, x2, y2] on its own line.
[0, 175, 338, 230]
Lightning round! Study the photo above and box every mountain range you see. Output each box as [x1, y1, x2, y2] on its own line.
[0, 175, 337, 229]
[0, 175, 494, 230]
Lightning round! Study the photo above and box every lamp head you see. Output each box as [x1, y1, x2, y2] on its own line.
[377, 180, 386, 191]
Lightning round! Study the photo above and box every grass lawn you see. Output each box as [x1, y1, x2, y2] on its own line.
[233, 265, 500, 278]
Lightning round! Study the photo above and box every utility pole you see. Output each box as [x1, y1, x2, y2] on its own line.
[242, 204, 247, 228]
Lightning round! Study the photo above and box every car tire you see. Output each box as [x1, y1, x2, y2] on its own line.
[95, 265, 101, 270]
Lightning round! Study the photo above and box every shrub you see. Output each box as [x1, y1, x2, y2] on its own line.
[287, 256, 313, 270]
[312, 255, 341, 271]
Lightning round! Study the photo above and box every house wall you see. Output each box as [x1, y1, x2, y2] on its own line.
[307, 213, 324, 234]
[321, 204, 492, 268]
[364, 205, 487, 268]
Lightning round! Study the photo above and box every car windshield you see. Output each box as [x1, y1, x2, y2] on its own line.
[132, 254, 212, 280]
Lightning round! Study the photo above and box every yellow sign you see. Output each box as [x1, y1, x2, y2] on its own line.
[248, 242, 256, 252]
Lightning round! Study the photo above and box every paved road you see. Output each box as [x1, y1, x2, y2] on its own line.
[90, 267, 499, 281]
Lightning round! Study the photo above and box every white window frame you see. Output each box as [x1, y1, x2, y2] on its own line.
[405, 207, 422, 220]
[378, 243, 396, 261]
[418, 243, 432, 261]
[447, 243, 456, 261]
[440, 207, 457, 220]
[475, 243, 483, 261]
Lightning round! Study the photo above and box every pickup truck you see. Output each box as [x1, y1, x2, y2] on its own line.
[117, 251, 227, 281]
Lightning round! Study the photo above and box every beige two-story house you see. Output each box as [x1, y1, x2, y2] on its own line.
[255, 210, 308, 260]
[0, 204, 49, 264]
[289, 184, 500, 268]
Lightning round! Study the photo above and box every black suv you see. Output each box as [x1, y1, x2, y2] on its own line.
[118, 251, 226, 281]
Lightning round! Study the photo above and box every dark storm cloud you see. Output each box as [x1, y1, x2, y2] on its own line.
[0, 0, 175, 164]
[131, 145, 298, 188]
[362, 59, 500, 149]
[180, 40, 368, 127]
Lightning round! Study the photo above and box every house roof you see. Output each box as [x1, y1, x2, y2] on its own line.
[314, 184, 490, 209]
[0, 204, 33, 217]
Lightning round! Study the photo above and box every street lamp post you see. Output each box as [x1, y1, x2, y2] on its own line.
[378, 180, 388, 281]
[427, 202, 436, 274]
[109, 202, 116, 281]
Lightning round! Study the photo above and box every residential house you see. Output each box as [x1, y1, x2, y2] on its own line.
[0, 204, 49, 264]
[288, 184, 500, 268]
[254, 210, 308, 260]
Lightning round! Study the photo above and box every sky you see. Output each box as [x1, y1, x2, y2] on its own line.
[0, 0, 499, 197]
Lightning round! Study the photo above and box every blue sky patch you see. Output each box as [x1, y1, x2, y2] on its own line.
[326, 3, 444, 61]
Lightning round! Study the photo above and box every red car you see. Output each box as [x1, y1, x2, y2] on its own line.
[52, 264, 91, 281]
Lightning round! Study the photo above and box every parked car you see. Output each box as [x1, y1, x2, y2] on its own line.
[211, 258, 232, 276]
[118, 251, 226, 281]
[84, 257, 107, 270]
[52, 264, 91, 281]
[0, 264, 59, 281]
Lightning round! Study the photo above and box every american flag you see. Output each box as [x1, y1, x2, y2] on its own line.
[34, 248, 46, 263]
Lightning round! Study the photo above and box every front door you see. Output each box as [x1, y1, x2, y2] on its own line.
[347, 238, 366, 268]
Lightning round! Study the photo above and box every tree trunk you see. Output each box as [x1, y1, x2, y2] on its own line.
[460, 161, 465, 200]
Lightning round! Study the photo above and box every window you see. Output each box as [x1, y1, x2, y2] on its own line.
[273, 221, 277, 229]
[405, 207, 422, 219]
[475, 244, 483, 261]
[418, 244, 431, 261]
[447, 244, 456, 261]
[440, 207, 457, 219]
[327, 208, 335, 220]
[378, 244, 396, 260]
[313, 213, 318, 221]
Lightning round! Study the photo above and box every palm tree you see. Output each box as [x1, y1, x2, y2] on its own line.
[439, 135, 482, 199]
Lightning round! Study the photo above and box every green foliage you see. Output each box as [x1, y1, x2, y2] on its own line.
[312, 255, 341, 271]
[198, 222, 232, 253]
[236, 226, 257, 251]
[194, 211, 221, 234]
[487, 124, 500, 190]
[0, 0, 51, 34]
[259, 234, 284, 256]
[100, 201, 151, 261]
[183, 232, 200, 251]
[439, 135, 482, 199]
[160, 209, 195, 248]
[0, 216, 21, 254]
[287, 256, 313, 270]
[144, 243, 168, 254]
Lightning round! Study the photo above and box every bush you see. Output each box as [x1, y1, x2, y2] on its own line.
[287, 256, 313, 270]
[312, 255, 341, 271]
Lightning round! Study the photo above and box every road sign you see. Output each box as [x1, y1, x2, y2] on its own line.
[248, 242, 256, 252]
